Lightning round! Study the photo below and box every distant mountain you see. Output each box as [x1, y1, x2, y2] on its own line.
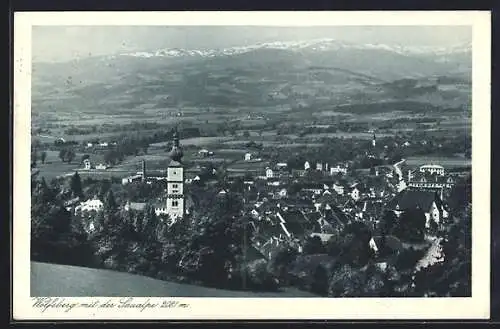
[31, 38, 471, 114]
[118, 38, 471, 60]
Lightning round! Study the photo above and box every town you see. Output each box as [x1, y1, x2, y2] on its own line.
[31, 123, 472, 297]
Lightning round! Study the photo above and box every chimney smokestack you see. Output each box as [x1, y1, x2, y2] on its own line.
[142, 160, 147, 181]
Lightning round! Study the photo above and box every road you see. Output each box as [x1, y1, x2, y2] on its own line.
[31, 262, 316, 297]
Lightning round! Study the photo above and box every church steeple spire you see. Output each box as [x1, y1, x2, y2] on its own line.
[169, 127, 183, 163]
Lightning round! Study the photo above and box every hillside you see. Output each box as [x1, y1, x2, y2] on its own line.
[31, 262, 316, 297]
[31, 39, 471, 116]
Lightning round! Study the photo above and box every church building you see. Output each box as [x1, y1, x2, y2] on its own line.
[166, 130, 185, 221]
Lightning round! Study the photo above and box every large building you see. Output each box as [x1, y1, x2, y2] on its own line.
[419, 164, 445, 176]
[166, 130, 185, 222]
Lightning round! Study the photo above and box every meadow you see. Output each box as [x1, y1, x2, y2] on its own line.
[404, 156, 471, 168]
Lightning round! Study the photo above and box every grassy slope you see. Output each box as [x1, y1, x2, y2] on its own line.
[31, 262, 316, 297]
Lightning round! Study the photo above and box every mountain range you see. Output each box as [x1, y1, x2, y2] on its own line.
[117, 38, 471, 59]
[31, 38, 472, 114]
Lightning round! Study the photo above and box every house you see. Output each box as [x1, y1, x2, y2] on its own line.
[304, 161, 311, 170]
[266, 177, 281, 187]
[386, 189, 449, 229]
[330, 164, 348, 175]
[244, 153, 253, 161]
[276, 209, 314, 240]
[350, 185, 362, 201]
[124, 202, 147, 212]
[407, 171, 455, 199]
[300, 183, 325, 195]
[122, 174, 142, 185]
[74, 198, 104, 215]
[96, 163, 108, 170]
[198, 149, 211, 157]
[332, 182, 345, 195]
[316, 162, 323, 171]
[320, 204, 350, 230]
[292, 169, 306, 177]
[266, 167, 274, 179]
[83, 159, 92, 170]
[63, 197, 80, 211]
[419, 164, 445, 176]
[277, 188, 288, 198]
[313, 192, 337, 212]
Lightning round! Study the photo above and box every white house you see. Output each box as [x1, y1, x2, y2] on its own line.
[96, 163, 108, 170]
[83, 159, 92, 170]
[122, 174, 142, 185]
[266, 167, 274, 179]
[419, 164, 445, 176]
[244, 153, 253, 161]
[330, 164, 348, 175]
[304, 161, 311, 170]
[316, 162, 323, 171]
[75, 198, 104, 215]
[350, 187, 361, 201]
[332, 183, 345, 195]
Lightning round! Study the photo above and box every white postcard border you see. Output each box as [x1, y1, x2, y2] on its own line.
[13, 11, 491, 320]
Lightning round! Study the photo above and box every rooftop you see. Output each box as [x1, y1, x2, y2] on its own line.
[387, 189, 442, 211]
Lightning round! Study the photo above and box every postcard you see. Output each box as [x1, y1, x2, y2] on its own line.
[13, 10, 491, 320]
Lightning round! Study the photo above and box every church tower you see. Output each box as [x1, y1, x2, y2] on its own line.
[166, 129, 185, 222]
[372, 132, 376, 148]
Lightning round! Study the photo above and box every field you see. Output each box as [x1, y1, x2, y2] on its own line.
[31, 262, 316, 297]
[404, 156, 471, 168]
[301, 132, 394, 140]
[151, 137, 234, 148]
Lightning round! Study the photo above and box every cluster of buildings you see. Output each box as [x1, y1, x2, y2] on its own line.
[65, 131, 463, 263]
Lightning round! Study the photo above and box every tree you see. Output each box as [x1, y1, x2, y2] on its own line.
[336, 222, 375, 267]
[311, 265, 329, 296]
[98, 180, 112, 200]
[81, 154, 90, 164]
[242, 130, 250, 138]
[70, 171, 83, 198]
[31, 177, 92, 266]
[58, 148, 75, 163]
[241, 259, 279, 291]
[328, 264, 366, 297]
[31, 148, 39, 166]
[394, 208, 426, 243]
[58, 149, 67, 163]
[103, 189, 118, 215]
[303, 236, 327, 255]
[414, 204, 472, 297]
[326, 234, 344, 257]
[173, 192, 250, 288]
[142, 205, 159, 240]
[40, 151, 47, 164]
[66, 148, 76, 163]
[267, 244, 299, 284]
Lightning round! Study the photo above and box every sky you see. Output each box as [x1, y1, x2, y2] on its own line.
[32, 26, 472, 63]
